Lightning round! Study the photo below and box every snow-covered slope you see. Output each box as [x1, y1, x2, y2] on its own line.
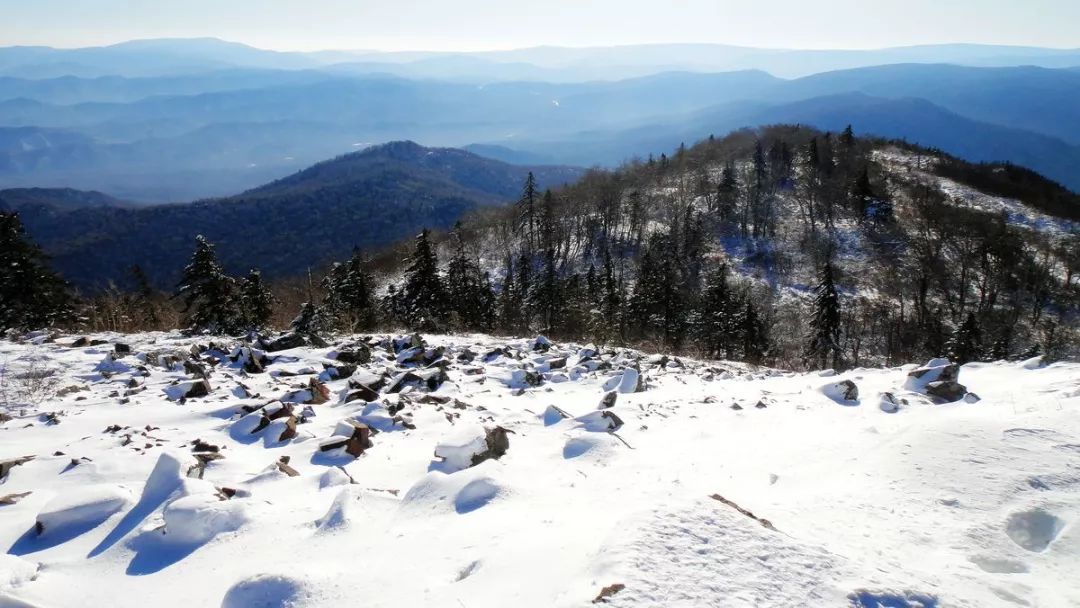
[1, 333, 1078, 607]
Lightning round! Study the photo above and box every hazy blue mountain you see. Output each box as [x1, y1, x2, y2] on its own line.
[777, 64, 1080, 144]
[6, 142, 583, 289]
[0, 69, 337, 105]
[3, 38, 1079, 82]
[0, 187, 131, 211]
[494, 93, 1080, 191]
[3, 44, 1079, 200]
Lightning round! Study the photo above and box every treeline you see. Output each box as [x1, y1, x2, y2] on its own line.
[2, 125, 1077, 369]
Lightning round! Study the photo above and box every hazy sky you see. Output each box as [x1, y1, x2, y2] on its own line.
[3, 0, 1079, 51]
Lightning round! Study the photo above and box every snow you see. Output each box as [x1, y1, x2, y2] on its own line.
[35, 485, 133, 536]
[1, 331, 1079, 607]
[162, 493, 251, 545]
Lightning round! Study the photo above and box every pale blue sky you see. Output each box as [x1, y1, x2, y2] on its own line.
[2, 0, 1078, 51]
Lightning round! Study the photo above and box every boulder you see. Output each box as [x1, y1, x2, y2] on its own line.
[926, 380, 968, 403]
[335, 347, 371, 365]
[598, 391, 618, 410]
[306, 378, 330, 404]
[263, 332, 306, 352]
[436, 425, 512, 471]
[878, 392, 901, 413]
[344, 383, 380, 403]
[0, 455, 34, 481]
[822, 379, 859, 404]
[320, 420, 373, 458]
[904, 358, 960, 391]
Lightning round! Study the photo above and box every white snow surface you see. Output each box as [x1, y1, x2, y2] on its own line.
[0, 332, 1078, 607]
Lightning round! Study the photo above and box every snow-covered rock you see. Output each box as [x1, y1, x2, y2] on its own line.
[35, 485, 133, 535]
[163, 493, 250, 545]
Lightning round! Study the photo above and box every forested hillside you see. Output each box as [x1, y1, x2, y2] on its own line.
[0, 142, 581, 290]
[346, 126, 1080, 369]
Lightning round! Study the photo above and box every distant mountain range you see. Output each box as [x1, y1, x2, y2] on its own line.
[1, 38, 1079, 200]
[2, 38, 1079, 80]
[0, 142, 582, 290]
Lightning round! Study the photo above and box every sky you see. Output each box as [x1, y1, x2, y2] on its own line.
[2, 0, 1079, 52]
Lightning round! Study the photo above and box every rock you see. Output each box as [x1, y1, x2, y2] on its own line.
[822, 379, 859, 404]
[598, 391, 618, 409]
[709, 493, 776, 531]
[234, 347, 268, 374]
[878, 392, 901, 413]
[619, 367, 642, 393]
[473, 426, 512, 466]
[542, 405, 573, 425]
[547, 357, 567, 370]
[593, 583, 626, 604]
[184, 379, 212, 399]
[532, 335, 551, 351]
[184, 360, 209, 379]
[344, 383, 380, 403]
[70, 337, 89, 347]
[320, 420, 373, 458]
[306, 378, 330, 404]
[904, 358, 960, 391]
[192, 439, 219, 453]
[926, 380, 968, 403]
[386, 371, 422, 394]
[433, 425, 513, 471]
[324, 363, 356, 379]
[35, 484, 133, 536]
[837, 380, 858, 401]
[963, 392, 981, 403]
[263, 332, 306, 352]
[0, 491, 32, 505]
[335, 347, 371, 365]
[114, 343, 132, 355]
[0, 455, 34, 481]
[0, 412, 12, 424]
[275, 456, 300, 477]
[393, 333, 425, 353]
[575, 410, 624, 432]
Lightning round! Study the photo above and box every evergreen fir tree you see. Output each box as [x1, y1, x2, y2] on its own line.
[175, 235, 240, 334]
[806, 260, 843, 370]
[446, 223, 495, 331]
[630, 234, 686, 348]
[515, 252, 533, 331]
[238, 269, 274, 332]
[398, 229, 447, 330]
[0, 212, 73, 332]
[129, 265, 161, 328]
[945, 312, 982, 364]
[321, 250, 375, 331]
[515, 172, 539, 252]
[496, 255, 519, 333]
[741, 299, 768, 365]
[695, 264, 737, 359]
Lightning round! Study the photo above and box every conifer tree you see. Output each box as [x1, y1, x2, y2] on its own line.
[322, 250, 375, 331]
[515, 252, 533, 331]
[630, 234, 686, 348]
[129, 265, 162, 328]
[806, 260, 843, 370]
[0, 212, 73, 332]
[695, 264, 737, 359]
[175, 235, 240, 334]
[446, 223, 495, 331]
[238, 269, 274, 331]
[496, 255, 519, 333]
[515, 172, 539, 252]
[945, 312, 982, 364]
[398, 229, 447, 330]
[741, 299, 768, 365]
